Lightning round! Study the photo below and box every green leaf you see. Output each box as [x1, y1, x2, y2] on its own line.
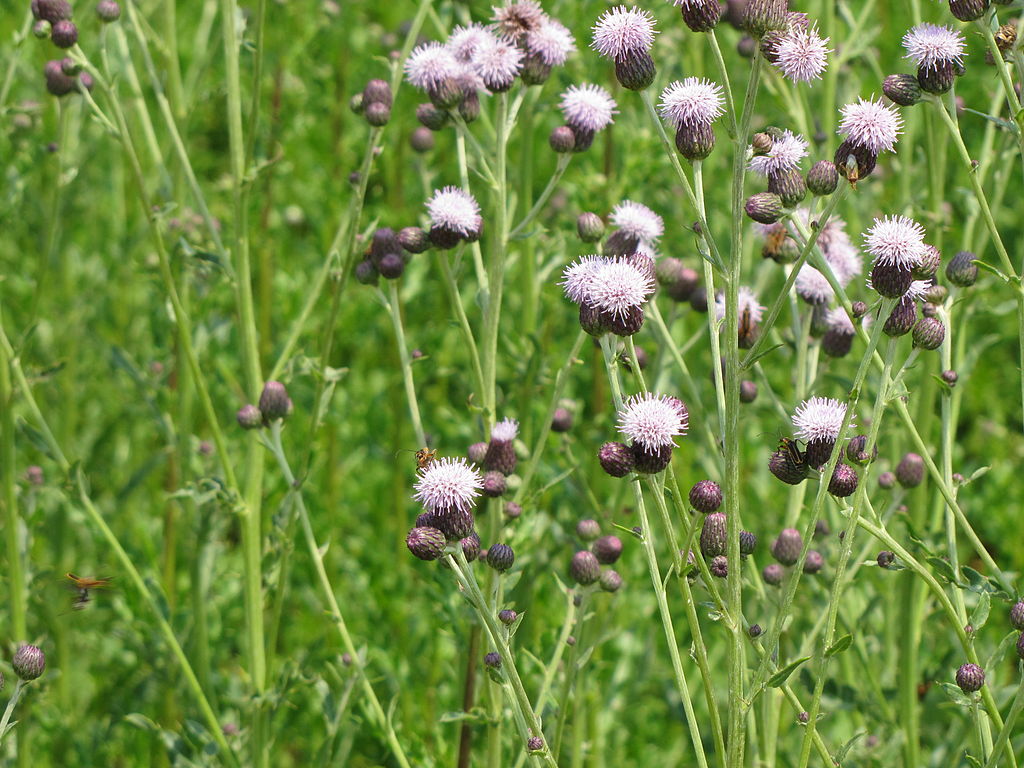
[927, 556, 959, 584]
[742, 343, 785, 369]
[939, 682, 971, 708]
[969, 592, 991, 630]
[439, 708, 488, 724]
[961, 107, 1018, 132]
[124, 713, 160, 732]
[973, 259, 1011, 284]
[768, 656, 811, 688]
[826, 634, 853, 658]
[961, 566, 996, 594]
[832, 731, 865, 764]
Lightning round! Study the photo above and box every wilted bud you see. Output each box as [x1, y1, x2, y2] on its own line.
[883, 74, 922, 106]
[570, 551, 601, 585]
[806, 161, 839, 196]
[259, 381, 293, 421]
[12, 645, 45, 681]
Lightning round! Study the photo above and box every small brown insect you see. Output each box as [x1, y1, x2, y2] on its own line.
[64, 573, 113, 612]
[415, 447, 437, 470]
[778, 437, 807, 474]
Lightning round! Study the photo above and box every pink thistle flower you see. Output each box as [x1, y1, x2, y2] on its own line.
[863, 215, 927, 269]
[473, 35, 523, 91]
[618, 392, 689, 452]
[902, 23, 965, 71]
[426, 187, 482, 237]
[837, 97, 903, 154]
[559, 83, 617, 133]
[448, 24, 492, 63]
[774, 26, 831, 82]
[792, 396, 851, 442]
[588, 257, 656, 319]
[591, 5, 657, 61]
[405, 42, 459, 91]
[610, 200, 664, 244]
[795, 265, 834, 304]
[413, 457, 484, 513]
[904, 279, 932, 301]
[825, 307, 856, 335]
[560, 255, 607, 304]
[714, 286, 765, 323]
[525, 19, 576, 66]
[490, 417, 519, 443]
[491, 1, 547, 40]
[749, 130, 808, 176]
[658, 77, 725, 128]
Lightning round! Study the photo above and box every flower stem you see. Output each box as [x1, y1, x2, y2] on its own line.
[509, 154, 572, 239]
[380, 282, 427, 447]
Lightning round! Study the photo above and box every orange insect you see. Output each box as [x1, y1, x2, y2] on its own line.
[414, 447, 437, 470]
[65, 573, 114, 611]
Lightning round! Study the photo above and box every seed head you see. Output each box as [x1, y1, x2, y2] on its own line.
[592, 535, 623, 565]
[407, 526, 447, 560]
[618, 392, 688, 453]
[689, 479, 723, 513]
[774, 26, 831, 82]
[413, 457, 483, 514]
[560, 83, 617, 134]
[792, 396, 849, 443]
[570, 551, 601, 585]
[837, 98, 903, 154]
[903, 23, 965, 71]
[591, 6, 657, 61]
[771, 528, 803, 566]
[658, 78, 725, 128]
[956, 663, 985, 694]
[12, 645, 45, 681]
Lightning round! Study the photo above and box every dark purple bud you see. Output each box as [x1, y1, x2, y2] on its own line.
[803, 550, 824, 574]
[12, 645, 45, 681]
[768, 168, 807, 207]
[689, 479, 723, 513]
[482, 471, 507, 498]
[896, 453, 925, 488]
[630, 443, 672, 474]
[806, 160, 839, 196]
[912, 317, 945, 350]
[1009, 600, 1024, 630]
[258, 381, 292, 421]
[613, 50, 656, 91]
[700, 513, 728, 557]
[592, 535, 623, 565]
[710, 555, 729, 578]
[828, 463, 859, 498]
[486, 543, 515, 572]
[598, 442, 634, 477]
[946, 251, 978, 287]
[50, 19, 77, 48]
[96, 0, 121, 22]
[955, 662, 985, 693]
[549, 125, 576, 153]
[570, 551, 601, 585]
[407, 526, 447, 561]
[740, 380, 758, 403]
[504, 502, 522, 519]
[763, 563, 784, 586]
[362, 78, 393, 108]
[527, 736, 545, 752]
[749, 623, 763, 638]
[499, 609, 517, 625]
[461, 532, 481, 562]
[416, 103, 449, 131]
[877, 550, 895, 568]
[771, 528, 803, 566]
[551, 408, 574, 433]
[739, 530, 757, 557]
[484, 651, 502, 669]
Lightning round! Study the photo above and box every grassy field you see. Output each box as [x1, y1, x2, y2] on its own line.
[2, 0, 1024, 765]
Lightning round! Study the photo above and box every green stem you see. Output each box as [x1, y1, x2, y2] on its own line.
[0, 339, 26, 645]
[982, 674, 1024, 768]
[381, 282, 426, 447]
[0, 681, 26, 744]
[436, 249, 487, 405]
[509, 154, 572, 239]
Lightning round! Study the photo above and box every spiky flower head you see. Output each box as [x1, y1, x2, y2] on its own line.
[405, 42, 459, 91]
[774, 25, 831, 82]
[864, 215, 927, 269]
[795, 265, 834, 305]
[561, 255, 656, 320]
[617, 392, 689, 452]
[792, 396, 850, 442]
[413, 457, 484, 514]
[749, 129, 808, 176]
[448, 24, 492, 63]
[838, 97, 902, 154]
[525, 19, 576, 66]
[825, 306, 856, 335]
[610, 200, 663, 244]
[426, 186, 482, 237]
[490, 418, 519, 444]
[591, 6, 657, 60]
[658, 78, 725, 128]
[714, 286, 765, 323]
[559, 83, 617, 133]
[491, 1, 546, 40]
[473, 35, 524, 91]
[903, 23, 965, 71]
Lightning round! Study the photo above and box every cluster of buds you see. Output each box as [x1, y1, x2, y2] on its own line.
[569, 519, 625, 592]
[769, 397, 860, 497]
[882, 23, 966, 102]
[31, 0, 118, 96]
[236, 381, 294, 430]
[355, 223, 432, 284]
[350, 79, 394, 127]
[406, 455, 485, 562]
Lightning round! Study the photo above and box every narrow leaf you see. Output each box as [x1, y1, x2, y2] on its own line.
[768, 656, 811, 688]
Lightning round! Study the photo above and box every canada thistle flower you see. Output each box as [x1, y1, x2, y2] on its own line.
[902, 23, 965, 71]
[413, 457, 484, 514]
[426, 186, 482, 241]
[773, 25, 831, 82]
[658, 78, 725, 128]
[617, 392, 689, 453]
[749, 130, 808, 176]
[472, 35, 523, 92]
[525, 19, 576, 66]
[448, 24, 492, 63]
[491, 0, 546, 41]
[591, 5, 657, 61]
[405, 42, 460, 92]
[714, 286, 765, 323]
[837, 97, 903, 154]
[864, 215, 927, 269]
[792, 397, 851, 443]
[560, 255, 656, 319]
[610, 200, 664, 245]
[795, 265, 835, 305]
[559, 83, 617, 133]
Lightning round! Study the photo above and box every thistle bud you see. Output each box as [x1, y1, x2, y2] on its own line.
[846, 435, 878, 466]
[675, 121, 716, 161]
[912, 317, 945, 350]
[1009, 600, 1024, 630]
[896, 453, 925, 488]
[416, 103, 449, 131]
[551, 407, 573, 433]
[33, 19, 51, 38]
[749, 623, 763, 638]
[31, 0, 72, 23]
[744, 192, 784, 224]
[592, 535, 623, 565]
[739, 530, 757, 557]
[436, 509, 475, 541]
[237, 404, 263, 430]
[878, 471, 896, 490]
[924, 284, 947, 304]
[630, 443, 671, 474]
[43, 59, 76, 97]
[877, 550, 895, 568]
[949, 0, 988, 22]
[570, 551, 601, 585]
[884, 297, 917, 337]
[459, 89, 481, 123]
[657, 258, 699, 302]
[871, 262, 913, 299]
[498, 609, 517, 626]
[12, 645, 45, 681]
[851, 301, 868, 319]
[407, 526, 447, 560]
[576, 519, 601, 542]
[710, 555, 728, 578]
[751, 132, 773, 155]
[828, 463, 859, 497]
[96, 0, 121, 22]
[484, 652, 502, 669]
[410, 127, 434, 154]
[486, 543, 515, 572]
[689, 479, 723, 513]
[942, 369, 959, 387]
[744, 0, 788, 37]
[397, 226, 430, 255]
[768, 169, 806, 207]
[549, 125, 576, 153]
[599, 441, 634, 477]
[603, 230, 640, 258]
[349, 93, 365, 115]
[771, 528, 803, 566]
[917, 62, 955, 95]
[362, 78, 393, 109]
[883, 74, 922, 106]
[680, 0, 723, 31]
[527, 736, 545, 752]
[614, 50, 656, 91]
[763, 563, 784, 586]
[740, 380, 758, 403]
[378, 252, 404, 279]
[803, 550, 824, 574]
[258, 381, 292, 421]
[364, 101, 391, 126]
[461, 532, 481, 562]
[806, 161, 839, 196]
[700, 513, 728, 557]
[946, 251, 978, 287]
[599, 569, 623, 592]
[467, 442, 487, 465]
[482, 471, 507, 498]
[955, 663, 985, 693]
[576, 212, 605, 243]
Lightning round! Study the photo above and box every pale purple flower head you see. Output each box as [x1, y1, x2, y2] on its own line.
[618, 392, 689, 451]
[903, 23, 965, 71]
[448, 24, 492, 63]
[560, 83, 617, 133]
[560, 255, 606, 304]
[588, 257, 657, 319]
[714, 286, 764, 322]
[864, 215, 927, 269]
[491, 1, 547, 40]
[825, 307, 855, 335]
[526, 19, 576, 66]
[413, 456, 484, 513]
[749, 130, 808, 176]
[774, 26, 831, 82]
[473, 35, 524, 90]
[795, 265, 834, 304]
[905, 279, 932, 301]
[405, 42, 460, 90]
[426, 187, 482, 237]
[838, 98, 903, 154]
[659, 78, 725, 128]
[591, 6, 657, 61]
[610, 200, 664, 244]
[490, 417, 519, 443]
[792, 396, 851, 442]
